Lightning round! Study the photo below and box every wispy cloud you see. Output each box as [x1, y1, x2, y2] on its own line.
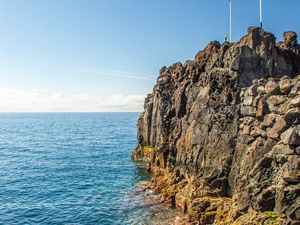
[0, 88, 146, 112]
[0, 59, 156, 81]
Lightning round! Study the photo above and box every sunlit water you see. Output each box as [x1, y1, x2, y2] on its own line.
[0, 113, 179, 225]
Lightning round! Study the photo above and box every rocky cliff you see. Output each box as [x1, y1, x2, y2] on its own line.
[132, 27, 300, 225]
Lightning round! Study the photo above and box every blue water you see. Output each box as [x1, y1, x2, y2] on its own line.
[0, 113, 179, 225]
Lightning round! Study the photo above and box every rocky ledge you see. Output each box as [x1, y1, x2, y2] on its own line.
[132, 27, 300, 225]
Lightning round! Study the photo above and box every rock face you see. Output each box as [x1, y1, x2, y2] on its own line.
[132, 27, 300, 224]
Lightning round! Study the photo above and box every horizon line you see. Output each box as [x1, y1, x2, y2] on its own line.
[0, 111, 141, 113]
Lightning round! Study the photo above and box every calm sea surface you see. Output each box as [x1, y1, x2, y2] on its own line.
[0, 113, 178, 225]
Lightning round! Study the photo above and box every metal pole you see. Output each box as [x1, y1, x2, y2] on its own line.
[229, 0, 232, 42]
[260, 0, 263, 29]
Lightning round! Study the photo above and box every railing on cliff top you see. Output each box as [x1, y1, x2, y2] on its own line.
[228, 0, 263, 42]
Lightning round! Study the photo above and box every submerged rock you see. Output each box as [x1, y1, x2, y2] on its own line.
[132, 27, 300, 224]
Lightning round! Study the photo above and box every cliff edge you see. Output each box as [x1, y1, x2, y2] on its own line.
[132, 27, 300, 225]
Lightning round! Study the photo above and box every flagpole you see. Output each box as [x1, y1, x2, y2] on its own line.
[229, 0, 232, 42]
[260, 0, 263, 29]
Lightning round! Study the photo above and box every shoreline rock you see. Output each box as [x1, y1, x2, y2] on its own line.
[132, 27, 300, 224]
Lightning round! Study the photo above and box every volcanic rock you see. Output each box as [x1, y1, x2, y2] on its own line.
[132, 27, 300, 224]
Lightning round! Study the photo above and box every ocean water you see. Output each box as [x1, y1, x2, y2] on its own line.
[0, 113, 179, 225]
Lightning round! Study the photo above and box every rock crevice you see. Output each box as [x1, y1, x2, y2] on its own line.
[132, 27, 300, 224]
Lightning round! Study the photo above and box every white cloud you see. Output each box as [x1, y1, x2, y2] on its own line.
[0, 88, 146, 112]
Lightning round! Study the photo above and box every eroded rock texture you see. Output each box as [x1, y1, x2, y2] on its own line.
[132, 27, 300, 224]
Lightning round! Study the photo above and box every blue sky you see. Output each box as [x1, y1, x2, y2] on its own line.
[0, 0, 299, 112]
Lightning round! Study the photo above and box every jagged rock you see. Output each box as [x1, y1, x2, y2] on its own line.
[132, 27, 300, 224]
[245, 85, 258, 96]
[250, 126, 266, 138]
[262, 114, 277, 127]
[243, 95, 254, 106]
[240, 105, 256, 116]
[267, 128, 280, 140]
[267, 115, 288, 139]
[267, 95, 287, 112]
[279, 78, 294, 94]
[289, 125, 300, 146]
[291, 95, 300, 107]
[240, 117, 255, 125]
[290, 82, 300, 97]
[283, 158, 300, 183]
[242, 125, 251, 135]
[281, 127, 295, 145]
[272, 144, 294, 155]
[278, 100, 292, 115]
[281, 126, 300, 146]
[265, 79, 280, 94]
[292, 207, 300, 221]
[257, 85, 265, 95]
[296, 147, 300, 155]
[256, 97, 268, 118]
[284, 108, 300, 124]
[283, 31, 298, 51]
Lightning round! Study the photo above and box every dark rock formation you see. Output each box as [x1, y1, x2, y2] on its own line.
[132, 27, 300, 224]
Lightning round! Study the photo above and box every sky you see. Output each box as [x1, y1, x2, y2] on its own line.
[0, 0, 299, 112]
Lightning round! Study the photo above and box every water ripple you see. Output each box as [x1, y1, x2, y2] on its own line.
[0, 113, 179, 224]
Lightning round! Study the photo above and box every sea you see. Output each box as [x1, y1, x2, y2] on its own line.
[0, 113, 179, 225]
